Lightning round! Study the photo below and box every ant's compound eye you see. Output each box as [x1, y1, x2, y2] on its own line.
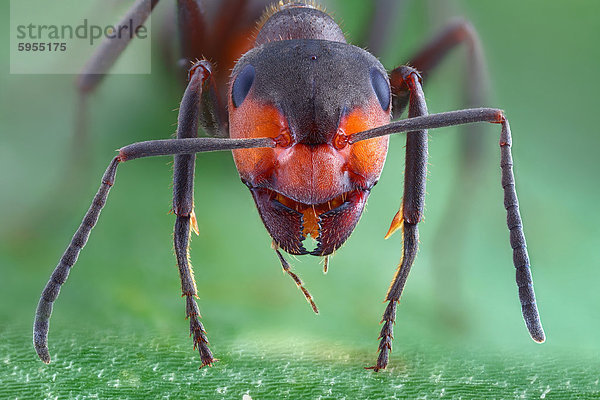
[370, 67, 390, 111]
[232, 64, 256, 108]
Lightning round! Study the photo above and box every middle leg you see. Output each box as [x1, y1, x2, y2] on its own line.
[391, 18, 487, 116]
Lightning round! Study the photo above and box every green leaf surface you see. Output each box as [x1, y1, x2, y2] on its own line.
[3, 329, 599, 399]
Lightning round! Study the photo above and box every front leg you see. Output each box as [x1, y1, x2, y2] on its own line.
[351, 105, 545, 371]
[394, 21, 489, 323]
[367, 66, 428, 372]
[172, 60, 218, 367]
[33, 54, 272, 365]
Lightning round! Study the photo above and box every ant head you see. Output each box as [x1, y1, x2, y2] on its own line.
[228, 37, 391, 256]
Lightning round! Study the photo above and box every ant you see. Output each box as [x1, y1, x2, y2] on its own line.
[34, 0, 545, 372]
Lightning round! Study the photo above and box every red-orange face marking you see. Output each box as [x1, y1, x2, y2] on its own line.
[339, 100, 390, 188]
[229, 98, 285, 184]
[230, 90, 390, 255]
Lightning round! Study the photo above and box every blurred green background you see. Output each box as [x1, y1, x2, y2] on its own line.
[1, 0, 599, 398]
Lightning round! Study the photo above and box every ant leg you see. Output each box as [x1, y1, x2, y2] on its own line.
[351, 107, 545, 372]
[198, 70, 228, 138]
[177, 0, 261, 66]
[24, 0, 160, 241]
[33, 157, 120, 363]
[360, 0, 407, 56]
[367, 66, 428, 372]
[76, 0, 213, 147]
[391, 18, 489, 328]
[172, 60, 217, 368]
[32, 60, 272, 364]
[400, 18, 488, 211]
[177, 0, 207, 66]
[391, 18, 487, 116]
[33, 137, 274, 364]
[211, 0, 254, 50]
[178, 0, 259, 138]
[77, 0, 159, 91]
[391, 18, 487, 223]
[76, 0, 159, 151]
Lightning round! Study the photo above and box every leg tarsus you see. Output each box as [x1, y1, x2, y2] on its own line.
[369, 222, 420, 372]
[174, 216, 218, 368]
[185, 295, 218, 367]
[365, 300, 397, 372]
